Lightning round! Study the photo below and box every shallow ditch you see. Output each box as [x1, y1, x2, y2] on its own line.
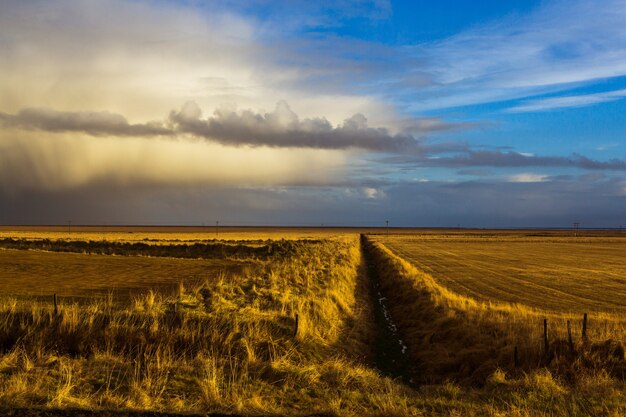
[360, 234, 415, 386]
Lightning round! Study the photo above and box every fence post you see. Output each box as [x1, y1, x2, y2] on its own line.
[567, 320, 573, 351]
[582, 313, 588, 342]
[293, 314, 299, 338]
[543, 319, 550, 356]
[53, 293, 58, 316]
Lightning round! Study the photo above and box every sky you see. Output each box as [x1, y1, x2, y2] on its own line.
[0, 0, 625, 228]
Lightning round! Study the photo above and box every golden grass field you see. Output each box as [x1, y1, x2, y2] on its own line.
[375, 234, 626, 314]
[0, 225, 368, 243]
[0, 227, 623, 416]
[0, 249, 250, 300]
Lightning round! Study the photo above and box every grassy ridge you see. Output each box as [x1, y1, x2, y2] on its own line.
[0, 238, 309, 260]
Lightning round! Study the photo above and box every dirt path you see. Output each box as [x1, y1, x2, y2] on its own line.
[360, 235, 415, 386]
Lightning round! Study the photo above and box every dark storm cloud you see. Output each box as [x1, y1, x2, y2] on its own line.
[0, 108, 172, 137]
[168, 101, 424, 152]
[0, 102, 469, 152]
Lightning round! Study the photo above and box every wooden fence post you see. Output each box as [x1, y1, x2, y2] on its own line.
[53, 293, 58, 316]
[582, 313, 588, 342]
[543, 319, 550, 356]
[567, 320, 573, 351]
[293, 314, 299, 338]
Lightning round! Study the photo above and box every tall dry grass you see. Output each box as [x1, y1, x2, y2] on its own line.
[0, 237, 422, 416]
[363, 236, 625, 387]
[0, 235, 623, 416]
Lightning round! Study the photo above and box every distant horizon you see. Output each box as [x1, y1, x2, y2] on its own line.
[1, 223, 624, 231]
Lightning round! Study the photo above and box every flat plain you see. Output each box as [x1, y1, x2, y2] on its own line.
[374, 233, 626, 314]
[0, 225, 367, 243]
[0, 249, 250, 300]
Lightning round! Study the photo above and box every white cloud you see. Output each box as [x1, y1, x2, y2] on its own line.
[508, 88, 626, 112]
[362, 187, 386, 199]
[405, 0, 626, 111]
[507, 173, 549, 183]
[0, 0, 395, 125]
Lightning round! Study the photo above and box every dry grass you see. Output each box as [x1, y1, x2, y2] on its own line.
[0, 225, 366, 243]
[0, 248, 250, 301]
[376, 234, 626, 314]
[364, 236, 625, 387]
[0, 232, 623, 416]
[0, 236, 427, 415]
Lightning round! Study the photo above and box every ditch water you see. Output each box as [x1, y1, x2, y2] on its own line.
[362, 236, 416, 386]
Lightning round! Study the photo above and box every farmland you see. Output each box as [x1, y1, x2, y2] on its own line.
[0, 249, 250, 300]
[0, 227, 623, 416]
[0, 225, 370, 243]
[374, 233, 626, 314]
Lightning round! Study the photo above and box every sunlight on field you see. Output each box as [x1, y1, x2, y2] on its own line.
[0, 231, 623, 415]
[375, 234, 626, 314]
[0, 226, 365, 243]
[0, 249, 249, 300]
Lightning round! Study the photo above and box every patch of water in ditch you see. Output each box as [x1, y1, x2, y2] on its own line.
[363, 240, 416, 386]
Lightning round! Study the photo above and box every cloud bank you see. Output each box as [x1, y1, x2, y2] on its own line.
[0, 130, 345, 191]
[0, 101, 469, 152]
[0, 108, 172, 137]
[168, 101, 419, 151]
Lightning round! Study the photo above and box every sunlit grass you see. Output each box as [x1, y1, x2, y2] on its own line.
[0, 233, 623, 415]
[364, 237, 625, 387]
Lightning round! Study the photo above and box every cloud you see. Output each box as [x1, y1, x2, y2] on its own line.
[508, 88, 626, 112]
[0, 108, 172, 136]
[0, 101, 470, 151]
[3, 175, 624, 228]
[380, 151, 626, 171]
[400, 0, 626, 111]
[507, 173, 549, 183]
[0, 0, 400, 128]
[422, 151, 626, 171]
[169, 100, 421, 151]
[0, 130, 345, 191]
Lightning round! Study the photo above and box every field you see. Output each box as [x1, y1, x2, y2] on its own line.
[0, 227, 623, 416]
[376, 234, 626, 314]
[0, 225, 372, 243]
[0, 249, 249, 300]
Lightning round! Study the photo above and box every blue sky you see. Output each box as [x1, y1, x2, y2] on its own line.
[0, 0, 625, 227]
